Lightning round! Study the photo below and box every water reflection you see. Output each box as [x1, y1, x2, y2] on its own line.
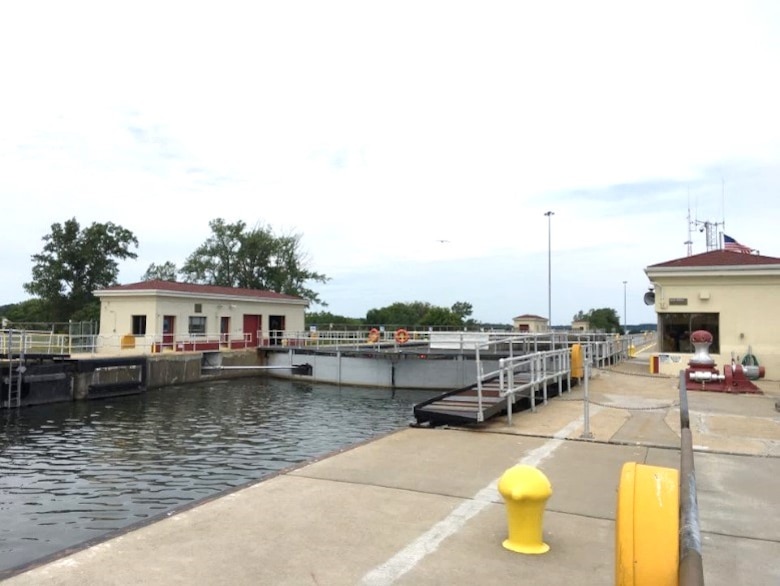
[0, 377, 436, 573]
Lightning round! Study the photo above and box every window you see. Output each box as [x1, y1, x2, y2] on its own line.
[659, 313, 719, 353]
[188, 316, 207, 336]
[194, 303, 203, 313]
[132, 315, 147, 335]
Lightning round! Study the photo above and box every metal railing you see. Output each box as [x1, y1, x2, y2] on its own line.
[678, 370, 705, 585]
[0, 327, 654, 360]
[496, 348, 571, 423]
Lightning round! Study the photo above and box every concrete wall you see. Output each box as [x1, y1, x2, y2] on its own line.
[264, 349, 499, 390]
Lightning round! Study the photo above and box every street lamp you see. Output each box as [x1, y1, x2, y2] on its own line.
[545, 211, 554, 331]
[623, 280, 628, 335]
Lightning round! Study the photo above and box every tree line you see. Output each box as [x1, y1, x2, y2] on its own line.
[2, 216, 624, 332]
[1, 217, 485, 330]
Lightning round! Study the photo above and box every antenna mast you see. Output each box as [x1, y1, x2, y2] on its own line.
[685, 191, 694, 256]
[689, 187, 725, 252]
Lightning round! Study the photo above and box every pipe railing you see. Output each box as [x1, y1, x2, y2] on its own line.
[678, 370, 705, 585]
[496, 348, 571, 424]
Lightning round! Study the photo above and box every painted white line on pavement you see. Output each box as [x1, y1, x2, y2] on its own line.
[360, 407, 601, 586]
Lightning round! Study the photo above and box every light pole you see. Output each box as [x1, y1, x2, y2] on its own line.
[545, 211, 554, 331]
[623, 280, 628, 334]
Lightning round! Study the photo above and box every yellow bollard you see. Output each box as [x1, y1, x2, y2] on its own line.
[615, 462, 679, 586]
[497, 465, 552, 554]
[571, 343, 584, 379]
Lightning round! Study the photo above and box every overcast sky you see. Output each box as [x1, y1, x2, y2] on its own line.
[2, 1, 779, 326]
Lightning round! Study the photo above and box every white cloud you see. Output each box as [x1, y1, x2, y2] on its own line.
[2, 1, 779, 326]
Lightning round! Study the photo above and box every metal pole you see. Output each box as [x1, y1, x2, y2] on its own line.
[622, 281, 627, 335]
[545, 211, 554, 331]
[581, 355, 593, 439]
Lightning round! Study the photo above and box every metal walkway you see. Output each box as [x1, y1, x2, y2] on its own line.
[413, 345, 574, 427]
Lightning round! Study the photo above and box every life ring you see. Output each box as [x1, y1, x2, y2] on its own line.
[367, 328, 380, 343]
[394, 328, 410, 344]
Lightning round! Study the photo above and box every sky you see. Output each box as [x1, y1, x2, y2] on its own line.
[2, 1, 779, 326]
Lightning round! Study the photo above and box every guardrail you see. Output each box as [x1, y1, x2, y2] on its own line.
[0, 328, 654, 360]
[678, 370, 705, 585]
[495, 348, 571, 423]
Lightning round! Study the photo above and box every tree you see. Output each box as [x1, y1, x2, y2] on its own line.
[142, 261, 178, 281]
[1, 299, 51, 324]
[420, 306, 462, 327]
[573, 307, 621, 332]
[24, 218, 138, 321]
[178, 218, 329, 305]
[365, 301, 476, 328]
[305, 311, 364, 328]
[366, 301, 433, 327]
[451, 301, 473, 321]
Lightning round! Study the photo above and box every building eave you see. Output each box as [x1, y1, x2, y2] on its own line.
[645, 264, 780, 279]
[95, 289, 309, 306]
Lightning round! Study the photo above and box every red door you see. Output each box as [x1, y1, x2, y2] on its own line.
[220, 316, 230, 347]
[163, 315, 175, 349]
[243, 314, 261, 347]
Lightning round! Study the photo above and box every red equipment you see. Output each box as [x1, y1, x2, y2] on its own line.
[684, 330, 764, 394]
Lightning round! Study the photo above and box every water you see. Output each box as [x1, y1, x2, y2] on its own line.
[0, 377, 436, 574]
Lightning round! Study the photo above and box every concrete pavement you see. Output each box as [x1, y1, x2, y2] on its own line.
[3, 361, 779, 585]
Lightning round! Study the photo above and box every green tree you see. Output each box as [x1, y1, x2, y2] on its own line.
[24, 218, 138, 321]
[451, 301, 473, 321]
[142, 261, 178, 281]
[179, 218, 329, 305]
[420, 306, 462, 327]
[305, 311, 364, 328]
[365, 301, 476, 328]
[365, 301, 432, 327]
[1, 299, 51, 324]
[574, 307, 621, 332]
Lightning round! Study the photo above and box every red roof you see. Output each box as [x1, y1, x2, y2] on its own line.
[97, 280, 304, 301]
[513, 314, 547, 320]
[647, 249, 780, 269]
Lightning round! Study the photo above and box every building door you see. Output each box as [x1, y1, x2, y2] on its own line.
[269, 315, 285, 346]
[163, 315, 175, 349]
[220, 316, 230, 347]
[242, 314, 261, 347]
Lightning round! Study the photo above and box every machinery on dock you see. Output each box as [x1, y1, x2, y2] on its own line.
[684, 329, 764, 393]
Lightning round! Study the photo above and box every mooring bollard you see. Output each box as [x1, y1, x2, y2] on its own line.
[497, 465, 552, 554]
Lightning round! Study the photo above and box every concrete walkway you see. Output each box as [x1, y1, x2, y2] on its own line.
[3, 362, 780, 585]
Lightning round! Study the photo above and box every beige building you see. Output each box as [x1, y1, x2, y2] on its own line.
[94, 280, 308, 354]
[644, 250, 780, 378]
[571, 319, 590, 332]
[512, 314, 549, 332]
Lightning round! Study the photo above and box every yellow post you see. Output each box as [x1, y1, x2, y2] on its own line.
[497, 465, 552, 554]
[615, 462, 679, 586]
[571, 343, 584, 379]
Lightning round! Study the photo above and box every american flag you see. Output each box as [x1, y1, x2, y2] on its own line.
[723, 234, 753, 253]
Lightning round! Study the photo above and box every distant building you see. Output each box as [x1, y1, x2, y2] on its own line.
[512, 314, 549, 333]
[571, 319, 590, 332]
[94, 280, 307, 354]
[644, 249, 780, 376]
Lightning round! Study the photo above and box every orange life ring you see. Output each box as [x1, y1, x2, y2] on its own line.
[394, 328, 410, 344]
[367, 328, 380, 343]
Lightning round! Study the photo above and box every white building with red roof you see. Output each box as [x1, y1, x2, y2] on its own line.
[644, 249, 780, 377]
[94, 280, 308, 354]
[512, 313, 549, 332]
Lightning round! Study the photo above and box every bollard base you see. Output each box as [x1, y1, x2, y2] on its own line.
[502, 539, 550, 555]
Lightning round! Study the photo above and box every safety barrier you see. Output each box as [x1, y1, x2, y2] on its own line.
[678, 370, 705, 585]
[495, 349, 571, 423]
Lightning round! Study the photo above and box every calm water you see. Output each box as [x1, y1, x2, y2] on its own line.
[0, 377, 436, 574]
